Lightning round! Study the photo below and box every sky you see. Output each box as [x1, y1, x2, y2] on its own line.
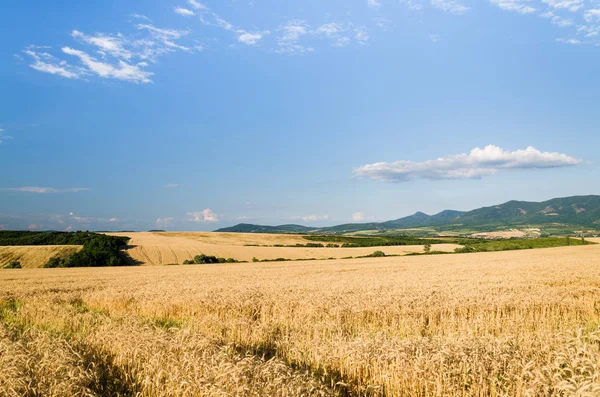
[1, 0, 600, 231]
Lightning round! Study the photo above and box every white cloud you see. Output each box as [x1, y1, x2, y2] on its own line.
[1, 187, 90, 194]
[23, 48, 85, 79]
[62, 47, 153, 83]
[71, 30, 132, 59]
[237, 31, 267, 45]
[353, 145, 583, 182]
[156, 217, 174, 228]
[355, 27, 370, 45]
[175, 7, 195, 16]
[352, 212, 367, 222]
[584, 9, 600, 23]
[402, 0, 424, 10]
[431, 0, 469, 14]
[130, 13, 151, 21]
[542, 0, 583, 12]
[301, 214, 329, 222]
[0, 128, 13, 144]
[490, 0, 536, 14]
[187, 0, 207, 10]
[165, 183, 179, 188]
[109, 218, 119, 222]
[276, 21, 314, 54]
[187, 209, 220, 223]
[368, 0, 382, 9]
[556, 37, 581, 44]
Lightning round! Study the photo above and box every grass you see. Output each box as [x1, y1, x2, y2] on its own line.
[1, 243, 600, 396]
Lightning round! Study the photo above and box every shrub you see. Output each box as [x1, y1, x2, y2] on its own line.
[370, 251, 386, 257]
[3, 259, 21, 269]
[326, 243, 339, 248]
[424, 244, 432, 254]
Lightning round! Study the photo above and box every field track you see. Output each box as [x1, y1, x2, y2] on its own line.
[109, 232, 461, 265]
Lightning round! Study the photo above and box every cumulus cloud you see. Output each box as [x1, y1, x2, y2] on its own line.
[237, 31, 267, 45]
[1, 187, 90, 193]
[431, 0, 469, 14]
[490, 0, 536, 14]
[187, 209, 220, 223]
[353, 145, 583, 183]
[584, 9, 600, 23]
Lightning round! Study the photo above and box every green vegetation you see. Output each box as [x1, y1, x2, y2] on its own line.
[42, 233, 131, 268]
[0, 230, 128, 246]
[454, 237, 593, 253]
[303, 235, 446, 247]
[3, 259, 22, 269]
[183, 254, 241, 265]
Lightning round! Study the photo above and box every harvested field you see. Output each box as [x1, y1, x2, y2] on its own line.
[109, 232, 460, 265]
[1, 244, 600, 396]
[0, 245, 81, 269]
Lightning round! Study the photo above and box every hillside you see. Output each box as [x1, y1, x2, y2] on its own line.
[215, 195, 600, 235]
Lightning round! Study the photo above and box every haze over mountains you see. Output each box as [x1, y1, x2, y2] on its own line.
[215, 196, 600, 235]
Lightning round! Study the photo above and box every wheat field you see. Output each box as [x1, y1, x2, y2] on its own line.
[0, 245, 82, 269]
[109, 232, 460, 265]
[1, 243, 600, 396]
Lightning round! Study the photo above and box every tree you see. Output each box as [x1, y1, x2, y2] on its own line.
[424, 244, 432, 254]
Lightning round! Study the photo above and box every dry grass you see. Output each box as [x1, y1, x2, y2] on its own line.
[0, 245, 81, 269]
[1, 245, 600, 396]
[108, 232, 460, 265]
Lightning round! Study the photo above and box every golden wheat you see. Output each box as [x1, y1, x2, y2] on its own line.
[107, 232, 460, 265]
[1, 243, 600, 396]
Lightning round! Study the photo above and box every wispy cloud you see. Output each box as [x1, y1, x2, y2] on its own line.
[62, 47, 153, 83]
[431, 0, 470, 14]
[584, 9, 600, 23]
[156, 217, 174, 228]
[187, 209, 220, 223]
[0, 128, 13, 144]
[353, 145, 583, 182]
[165, 183, 179, 188]
[542, 0, 583, 12]
[0, 187, 90, 194]
[175, 7, 195, 16]
[368, 0, 382, 9]
[490, 0, 537, 14]
[556, 37, 581, 44]
[296, 214, 329, 222]
[23, 21, 191, 83]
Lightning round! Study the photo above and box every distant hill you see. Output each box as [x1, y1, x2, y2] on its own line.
[215, 195, 600, 235]
[215, 223, 316, 234]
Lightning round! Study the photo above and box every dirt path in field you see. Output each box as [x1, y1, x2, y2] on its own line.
[108, 232, 461, 265]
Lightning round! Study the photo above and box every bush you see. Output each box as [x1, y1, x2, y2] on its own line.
[3, 259, 21, 269]
[370, 251, 386, 257]
[326, 243, 339, 248]
[455, 246, 478, 253]
[424, 244, 432, 254]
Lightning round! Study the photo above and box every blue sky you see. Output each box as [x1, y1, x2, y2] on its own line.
[1, 0, 600, 231]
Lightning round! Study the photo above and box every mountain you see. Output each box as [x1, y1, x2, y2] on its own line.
[214, 195, 600, 235]
[215, 223, 316, 234]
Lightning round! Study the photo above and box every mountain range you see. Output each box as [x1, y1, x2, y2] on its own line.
[215, 195, 600, 235]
